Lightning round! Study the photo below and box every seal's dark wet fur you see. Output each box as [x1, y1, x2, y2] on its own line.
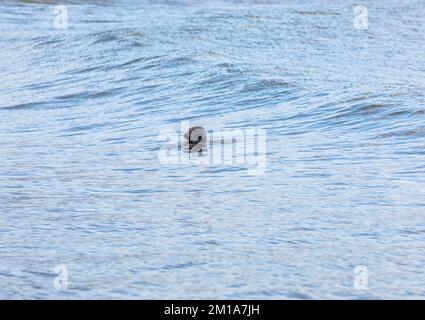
[185, 126, 207, 152]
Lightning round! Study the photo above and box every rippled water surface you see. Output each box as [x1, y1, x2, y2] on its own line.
[1, 0, 425, 299]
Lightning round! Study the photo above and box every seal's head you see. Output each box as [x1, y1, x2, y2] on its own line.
[184, 126, 207, 148]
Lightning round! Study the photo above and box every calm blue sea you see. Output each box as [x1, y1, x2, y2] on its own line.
[1, 0, 425, 299]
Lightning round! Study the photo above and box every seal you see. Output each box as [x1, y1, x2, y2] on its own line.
[184, 126, 207, 151]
